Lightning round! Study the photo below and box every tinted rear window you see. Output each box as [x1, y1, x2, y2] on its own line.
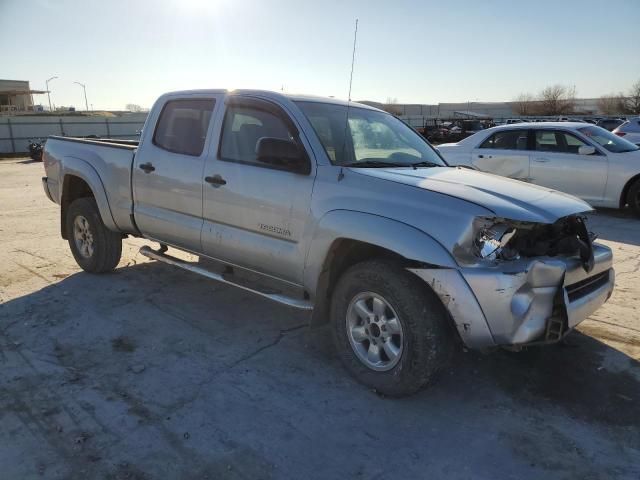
[480, 130, 528, 150]
[153, 99, 215, 156]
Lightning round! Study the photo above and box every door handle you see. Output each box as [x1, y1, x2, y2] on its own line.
[139, 162, 155, 173]
[534, 158, 549, 163]
[205, 174, 227, 186]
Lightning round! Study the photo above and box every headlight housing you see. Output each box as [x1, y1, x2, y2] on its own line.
[467, 215, 594, 270]
[474, 222, 517, 260]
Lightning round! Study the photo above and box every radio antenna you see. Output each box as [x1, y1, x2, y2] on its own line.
[347, 18, 358, 101]
[339, 19, 359, 173]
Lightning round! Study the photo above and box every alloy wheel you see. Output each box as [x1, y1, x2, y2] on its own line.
[73, 215, 94, 258]
[345, 292, 404, 371]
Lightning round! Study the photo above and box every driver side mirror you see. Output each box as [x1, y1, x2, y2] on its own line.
[256, 137, 310, 174]
[578, 145, 596, 155]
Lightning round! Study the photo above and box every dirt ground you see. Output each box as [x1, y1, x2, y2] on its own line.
[1, 158, 639, 480]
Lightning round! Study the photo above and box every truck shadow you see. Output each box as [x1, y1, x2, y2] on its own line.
[1, 260, 638, 477]
[441, 334, 640, 428]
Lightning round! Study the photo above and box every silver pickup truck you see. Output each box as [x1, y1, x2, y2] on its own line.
[42, 89, 615, 396]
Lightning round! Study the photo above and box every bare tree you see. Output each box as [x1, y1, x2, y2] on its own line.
[538, 85, 576, 115]
[598, 94, 626, 115]
[626, 79, 640, 114]
[565, 85, 577, 112]
[513, 93, 535, 116]
[383, 97, 402, 116]
[125, 103, 143, 112]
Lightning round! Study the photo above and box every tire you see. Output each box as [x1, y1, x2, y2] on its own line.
[331, 259, 454, 397]
[627, 179, 640, 217]
[66, 197, 122, 273]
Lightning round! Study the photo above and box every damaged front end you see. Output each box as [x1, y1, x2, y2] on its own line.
[412, 214, 614, 349]
[472, 214, 595, 273]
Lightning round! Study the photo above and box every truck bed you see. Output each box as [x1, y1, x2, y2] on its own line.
[44, 135, 138, 234]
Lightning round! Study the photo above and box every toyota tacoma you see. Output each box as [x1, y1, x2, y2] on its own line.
[41, 89, 615, 396]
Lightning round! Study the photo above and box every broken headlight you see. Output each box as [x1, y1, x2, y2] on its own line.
[474, 222, 517, 260]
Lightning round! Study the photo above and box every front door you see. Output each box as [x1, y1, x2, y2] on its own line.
[200, 96, 316, 284]
[529, 129, 608, 203]
[471, 129, 531, 181]
[133, 96, 220, 251]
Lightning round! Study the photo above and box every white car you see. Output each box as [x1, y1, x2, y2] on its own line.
[613, 117, 640, 146]
[438, 122, 640, 215]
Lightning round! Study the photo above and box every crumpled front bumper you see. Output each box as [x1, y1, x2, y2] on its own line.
[409, 243, 614, 349]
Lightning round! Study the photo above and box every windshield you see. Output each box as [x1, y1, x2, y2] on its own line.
[578, 126, 640, 153]
[295, 101, 446, 167]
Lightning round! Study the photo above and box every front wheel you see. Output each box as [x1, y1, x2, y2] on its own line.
[66, 197, 122, 273]
[627, 179, 640, 217]
[331, 259, 454, 397]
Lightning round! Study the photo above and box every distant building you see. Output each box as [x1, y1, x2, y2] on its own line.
[360, 98, 612, 125]
[0, 79, 47, 113]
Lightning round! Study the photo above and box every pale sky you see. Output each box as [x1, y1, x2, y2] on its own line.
[2, 0, 639, 110]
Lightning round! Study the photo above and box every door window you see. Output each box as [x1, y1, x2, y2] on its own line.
[219, 104, 295, 165]
[153, 99, 215, 156]
[479, 130, 528, 150]
[534, 130, 588, 153]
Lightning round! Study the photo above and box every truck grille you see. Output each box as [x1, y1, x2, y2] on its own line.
[566, 270, 610, 302]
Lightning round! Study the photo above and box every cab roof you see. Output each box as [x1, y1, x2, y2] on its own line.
[160, 89, 380, 111]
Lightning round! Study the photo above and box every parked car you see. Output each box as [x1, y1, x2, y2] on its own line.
[42, 91, 614, 396]
[424, 119, 484, 144]
[438, 123, 640, 215]
[596, 118, 625, 131]
[613, 117, 640, 145]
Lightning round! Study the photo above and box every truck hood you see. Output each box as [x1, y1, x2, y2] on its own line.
[351, 166, 592, 223]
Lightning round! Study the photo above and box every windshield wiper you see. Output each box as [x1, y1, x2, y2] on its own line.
[410, 161, 442, 169]
[342, 160, 410, 168]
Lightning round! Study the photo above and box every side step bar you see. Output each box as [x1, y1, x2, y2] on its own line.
[139, 246, 313, 311]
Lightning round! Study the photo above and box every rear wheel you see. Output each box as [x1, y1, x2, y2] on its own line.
[331, 259, 454, 397]
[627, 179, 640, 217]
[66, 197, 122, 273]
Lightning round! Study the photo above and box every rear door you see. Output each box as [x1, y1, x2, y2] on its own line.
[529, 129, 607, 202]
[470, 129, 531, 181]
[133, 94, 222, 251]
[200, 96, 316, 284]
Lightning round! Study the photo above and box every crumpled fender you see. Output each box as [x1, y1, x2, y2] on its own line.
[303, 209, 457, 297]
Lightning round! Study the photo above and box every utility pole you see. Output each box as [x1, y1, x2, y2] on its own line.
[46, 76, 58, 112]
[74, 82, 89, 112]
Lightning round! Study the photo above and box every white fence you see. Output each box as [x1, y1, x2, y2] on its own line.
[0, 114, 148, 153]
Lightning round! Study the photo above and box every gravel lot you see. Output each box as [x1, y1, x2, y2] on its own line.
[1, 158, 639, 480]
